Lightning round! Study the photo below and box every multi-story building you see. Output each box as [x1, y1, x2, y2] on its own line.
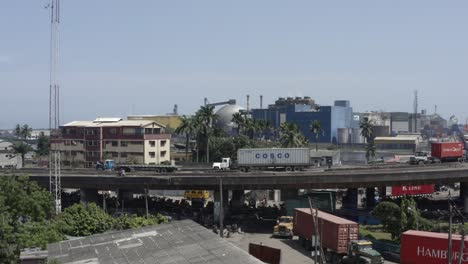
[53, 118, 171, 167]
[251, 97, 354, 144]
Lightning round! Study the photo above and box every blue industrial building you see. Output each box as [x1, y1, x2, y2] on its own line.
[251, 97, 353, 143]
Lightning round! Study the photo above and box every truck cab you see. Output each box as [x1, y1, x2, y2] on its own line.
[212, 158, 232, 170]
[344, 240, 384, 264]
[272, 216, 294, 239]
[409, 151, 431, 165]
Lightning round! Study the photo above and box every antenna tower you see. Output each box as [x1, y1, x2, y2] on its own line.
[49, 0, 62, 214]
[413, 90, 418, 132]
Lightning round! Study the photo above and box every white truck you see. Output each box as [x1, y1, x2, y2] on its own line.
[212, 148, 316, 172]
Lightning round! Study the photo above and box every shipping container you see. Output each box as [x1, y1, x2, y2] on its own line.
[401, 230, 468, 264]
[431, 142, 464, 160]
[237, 148, 310, 167]
[386, 184, 435, 196]
[293, 208, 358, 254]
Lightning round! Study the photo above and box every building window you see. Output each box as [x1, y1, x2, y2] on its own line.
[109, 128, 117, 135]
[123, 128, 136, 135]
[121, 141, 128, 147]
[149, 141, 155, 147]
[111, 141, 118, 147]
[149, 152, 155, 158]
[86, 129, 95, 135]
[160, 140, 167, 147]
[112, 152, 118, 158]
[120, 153, 128, 158]
[87, 141, 97, 146]
[160, 151, 167, 157]
[145, 128, 161, 134]
[130, 141, 143, 145]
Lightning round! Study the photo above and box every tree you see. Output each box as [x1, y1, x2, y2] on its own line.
[309, 120, 324, 151]
[57, 203, 115, 237]
[175, 116, 196, 161]
[36, 132, 50, 156]
[0, 176, 62, 262]
[231, 112, 246, 135]
[371, 201, 402, 239]
[195, 106, 217, 163]
[360, 118, 375, 163]
[12, 142, 33, 168]
[21, 124, 32, 140]
[14, 124, 21, 138]
[279, 122, 307, 148]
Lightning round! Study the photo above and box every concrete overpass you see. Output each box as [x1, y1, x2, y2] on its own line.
[5, 163, 468, 190]
[3, 163, 468, 213]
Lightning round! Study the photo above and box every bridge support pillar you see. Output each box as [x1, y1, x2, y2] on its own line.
[80, 188, 99, 206]
[460, 182, 468, 214]
[281, 189, 299, 201]
[213, 189, 229, 225]
[231, 190, 245, 208]
[342, 188, 358, 210]
[366, 187, 376, 209]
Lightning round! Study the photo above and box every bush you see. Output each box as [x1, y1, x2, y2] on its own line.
[113, 214, 167, 230]
[58, 203, 115, 236]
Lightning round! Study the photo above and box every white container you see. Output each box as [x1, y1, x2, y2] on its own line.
[237, 148, 310, 167]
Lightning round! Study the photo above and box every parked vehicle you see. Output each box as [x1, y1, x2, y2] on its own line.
[409, 142, 465, 164]
[272, 216, 294, 239]
[293, 208, 383, 264]
[184, 190, 210, 200]
[212, 148, 326, 172]
[95, 159, 179, 173]
[400, 230, 468, 264]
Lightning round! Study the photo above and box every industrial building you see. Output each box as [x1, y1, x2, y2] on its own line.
[54, 118, 171, 167]
[251, 97, 354, 144]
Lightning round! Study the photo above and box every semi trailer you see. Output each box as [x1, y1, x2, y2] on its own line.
[409, 142, 465, 164]
[293, 208, 383, 264]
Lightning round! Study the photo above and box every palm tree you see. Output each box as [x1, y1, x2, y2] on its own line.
[12, 142, 33, 168]
[14, 124, 22, 138]
[360, 118, 375, 163]
[231, 112, 246, 135]
[279, 122, 306, 148]
[175, 116, 196, 161]
[309, 120, 323, 151]
[21, 124, 32, 140]
[196, 105, 217, 163]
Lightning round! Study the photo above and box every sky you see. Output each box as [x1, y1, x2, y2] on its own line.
[1, 1, 468, 129]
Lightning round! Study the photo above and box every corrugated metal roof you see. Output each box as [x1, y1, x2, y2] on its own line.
[48, 220, 263, 264]
[62, 120, 166, 128]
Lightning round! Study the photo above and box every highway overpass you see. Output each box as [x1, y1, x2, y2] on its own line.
[3, 163, 468, 190]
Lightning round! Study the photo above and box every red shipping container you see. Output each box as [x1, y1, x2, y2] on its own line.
[293, 208, 358, 254]
[431, 142, 464, 159]
[401, 230, 468, 264]
[390, 184, 435, 196]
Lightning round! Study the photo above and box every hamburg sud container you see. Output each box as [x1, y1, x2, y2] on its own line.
[237, 148, 310, 167]
[401, 230, 468, 264]
[431, 142, 464, 160]
[293, 208, 358, 254]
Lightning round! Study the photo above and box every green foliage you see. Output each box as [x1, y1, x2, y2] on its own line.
[0, 176, 59, 262]
[36, 132, 50, 156]
[371, 201, 401, 240]
[14, 124, 33, 140]
[279, 122, 307, 148]
[58, 203, 115, 236]
[309, 120, 324, 151]
[372, 198, 432, 240]
[113, 214, 167, 230]
[12, 141, 33, 167]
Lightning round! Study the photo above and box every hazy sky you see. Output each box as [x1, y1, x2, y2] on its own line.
[1, 1, 468, 129]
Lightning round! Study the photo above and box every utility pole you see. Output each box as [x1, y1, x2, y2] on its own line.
[145, 188, 149, 218]
[219, 177, 224, 238]
[448, 197, 453, 264]
[48, 0, 62, 214]
[458, 216, 465, 264]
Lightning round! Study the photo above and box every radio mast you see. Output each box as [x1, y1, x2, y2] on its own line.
[49, 0, 62, 214]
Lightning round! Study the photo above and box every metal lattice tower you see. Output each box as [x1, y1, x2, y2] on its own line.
[49, 0, 61, 214]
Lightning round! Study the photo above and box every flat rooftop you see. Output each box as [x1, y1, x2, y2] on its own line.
[48, 219, 263, 264]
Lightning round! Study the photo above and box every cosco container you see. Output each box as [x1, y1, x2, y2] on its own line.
[237, 148, 310, 168]
[293, 208, 359, 254]
[401, 230, 468, 264]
